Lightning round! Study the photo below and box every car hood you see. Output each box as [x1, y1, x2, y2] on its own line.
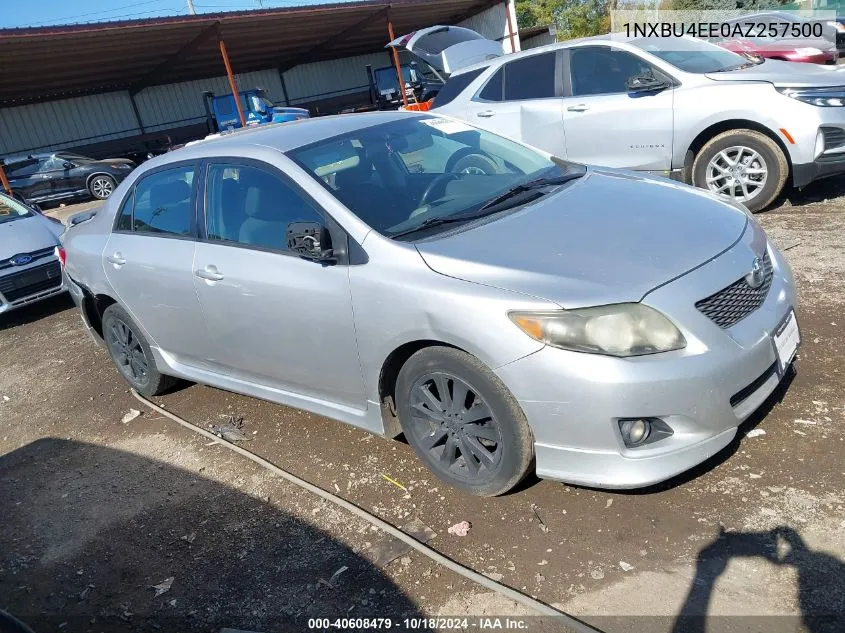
[706, 58, 845, 87]
[0, 215, 61, 259]
[414, 170, 748, 308]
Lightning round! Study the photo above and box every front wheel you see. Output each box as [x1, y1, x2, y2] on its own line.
[692, 129, 788, 212]
[89, 175, 116, 200]
[395, 347, 534, 496]
[102, 304, 177, 397]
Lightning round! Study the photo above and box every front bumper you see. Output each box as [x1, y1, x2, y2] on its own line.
[793, 153, 845, 188]
[495, 228, 798, 489]
[0, 258, 66, 314]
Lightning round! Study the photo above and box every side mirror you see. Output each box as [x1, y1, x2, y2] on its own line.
[63, 162, 75, 170]
[626, 73, 669, 94]
[287, 221, 335, 263]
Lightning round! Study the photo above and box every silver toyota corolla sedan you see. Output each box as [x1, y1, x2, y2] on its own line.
[0, 192, 66, 314]
[62, 112, 799, 496]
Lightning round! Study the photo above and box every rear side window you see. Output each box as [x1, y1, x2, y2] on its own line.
[503, 53, 556, 100]
[478, 69, 503, 101]
[115, 165, 195, 236]
[432, 67, 487, 107]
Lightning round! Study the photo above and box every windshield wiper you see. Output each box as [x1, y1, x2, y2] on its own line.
[390, 170, 586, 239]
[712, 58, 764, 73]
[477, 171, 586, 213]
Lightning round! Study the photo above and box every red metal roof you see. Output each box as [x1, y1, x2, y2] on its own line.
[0, 0, 501, 105]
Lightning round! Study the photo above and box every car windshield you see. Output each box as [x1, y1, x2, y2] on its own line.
[0, 193, 34, 224]
[288, 116, 565, 239]
[631, 36, 754, 73]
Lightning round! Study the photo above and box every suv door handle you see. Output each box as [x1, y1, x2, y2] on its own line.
[106, 253, 126, 266]
[195, 266, 224, 282]
[476, 110, 496, 118]
[567, 104, 591, 112]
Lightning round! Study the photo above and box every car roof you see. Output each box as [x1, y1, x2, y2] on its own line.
[450, 34, 614, 76]
[163, 110, 428, 159]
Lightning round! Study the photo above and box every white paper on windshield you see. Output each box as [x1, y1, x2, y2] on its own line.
[420, 118, 474, 135]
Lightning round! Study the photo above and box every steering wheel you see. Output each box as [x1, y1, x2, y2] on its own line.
[420, 173, 459, 206]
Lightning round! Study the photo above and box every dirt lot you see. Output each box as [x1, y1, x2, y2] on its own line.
[1, 183, 844, 633]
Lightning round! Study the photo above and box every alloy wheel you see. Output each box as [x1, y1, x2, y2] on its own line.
[705, 145, 768, 203]
[91, 177, 114, 199]
[106, 318, 149, 386]
[408, 372, 503, 480]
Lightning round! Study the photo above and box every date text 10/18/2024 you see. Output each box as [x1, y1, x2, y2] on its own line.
[307, 617, 533, 630]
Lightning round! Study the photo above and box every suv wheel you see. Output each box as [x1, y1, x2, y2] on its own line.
[692, 129, 788, 212]
[89, 175, 116, 200]
[102, 304, 177, 397]
[395, 347, 534, 496]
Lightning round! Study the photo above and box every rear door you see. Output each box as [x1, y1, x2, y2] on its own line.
[192, 159, 365, 409]
[560, 46, 674, 171]
[103, 162, 210, 367]
[464, 51, 566, 157]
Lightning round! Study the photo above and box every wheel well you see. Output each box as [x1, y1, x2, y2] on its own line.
[687, 120, 792, 178]
[377, 340, 461, 437]
[81, 292, 117, 339]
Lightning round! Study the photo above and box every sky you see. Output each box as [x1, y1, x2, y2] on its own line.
[0, 0, 356, 29]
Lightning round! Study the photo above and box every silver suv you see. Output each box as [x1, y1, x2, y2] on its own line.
[394, 29, 845, 211]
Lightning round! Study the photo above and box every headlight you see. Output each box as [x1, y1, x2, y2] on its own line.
[509, 304, 686, 357]
[794, 47, 823, 57]
[777, 86, 845, 107]
[827, 21, 845, 33]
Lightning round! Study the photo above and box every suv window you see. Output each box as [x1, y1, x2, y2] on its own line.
[38, 156, 66, 172]
[503, 53, 556, 100]
[5, 161, 38, 178]
[432, 67, 487, 107]
[478, 68, 503, 101]
[116, 165, 195, 236]
[204, 162, 323, 252]
[570, 47, 653, 96]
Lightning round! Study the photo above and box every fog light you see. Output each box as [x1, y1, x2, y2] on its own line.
[620, 418, 651, 446]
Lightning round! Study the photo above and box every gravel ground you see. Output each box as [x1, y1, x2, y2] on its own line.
[1, 181, 843, 633]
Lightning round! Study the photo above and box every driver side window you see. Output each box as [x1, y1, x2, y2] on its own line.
[570, 48, 654, 97]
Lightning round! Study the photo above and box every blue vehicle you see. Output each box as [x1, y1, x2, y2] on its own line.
[203, 88, 309, 133]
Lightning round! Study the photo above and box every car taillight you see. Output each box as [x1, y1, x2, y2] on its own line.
[55, 246, 66, 267]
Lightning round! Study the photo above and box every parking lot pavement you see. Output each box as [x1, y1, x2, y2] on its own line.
[2, 185, 844, 632]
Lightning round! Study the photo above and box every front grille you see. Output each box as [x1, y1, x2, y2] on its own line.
[695, 252, 773, 329]
[821, 126, 845, 151]
[0, 246, 56, 271]
[0, 260, 62, 302]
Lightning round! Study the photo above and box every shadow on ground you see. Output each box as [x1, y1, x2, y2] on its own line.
[672, 526, 845, 633]
[0, 294, 74, 332]
[0, 439, 427, 633]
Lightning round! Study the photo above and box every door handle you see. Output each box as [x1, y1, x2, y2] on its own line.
[195, 266, 224, 282]
[567, 104, 591, 112]
[476, 110, 496, 118]
[106, 253, 126, 266]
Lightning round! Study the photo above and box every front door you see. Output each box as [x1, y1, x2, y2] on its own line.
[464, 51, 567, 157]
[561, 46, 674, 171]
[103, 162, 210, 367]
[192, 160, 365, 410]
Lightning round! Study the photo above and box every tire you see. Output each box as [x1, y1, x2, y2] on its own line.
[692, 129, 788, 213]
[101, 304, 177, 397]
[88, 174, 117, 200]
[448, 152, 499, 176]
[395, 347, 534, 496]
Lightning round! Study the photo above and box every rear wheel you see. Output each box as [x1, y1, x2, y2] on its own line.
[89, 175, 116, 200]
[102, 304, 176, 397]
[692, 129, 788, 212]
[395, 347, 534, 496]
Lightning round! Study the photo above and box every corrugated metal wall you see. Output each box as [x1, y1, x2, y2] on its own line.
[0, 2, 514, 156]
[458, 0, 520, 52]
[135, 69, 284, 133]
[282, 51, 394, 105]
[0, 91, 139, 156]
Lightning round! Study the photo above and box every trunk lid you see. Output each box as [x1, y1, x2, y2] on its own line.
[414, 170, 748, 308]
[387, 25, 504, 74]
